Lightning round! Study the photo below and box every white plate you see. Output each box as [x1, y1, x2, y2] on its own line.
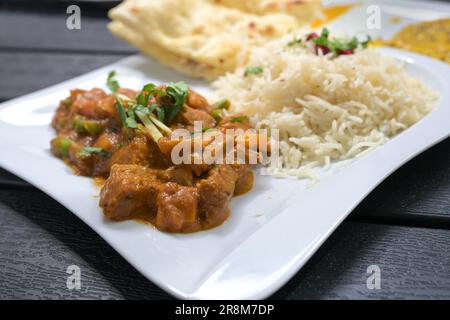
[0, 3, 449, 300]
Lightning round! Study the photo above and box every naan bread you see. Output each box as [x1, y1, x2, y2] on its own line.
[108, 0, 298, 79]
[208, 0, 324, 24]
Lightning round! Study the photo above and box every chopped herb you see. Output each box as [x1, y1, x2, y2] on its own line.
[360, 35, 372, 48]
[125, 117, 138, 128]
[62, 98, 72, 107]
[113, 81, 188, 140]
[114, 96, 129, 128]
[78, 147, 111, 158]
[136, 83, 157, 106]
[190, 128, 212, 137]
[287, 38, 302, 47]
[125, 105, 138, 129]
[156, 106, 165, 122]
[133, 104, 148, 114]
[148, 113, 172, 135]
[211, 109, 223, 121]
[164, 81, 189, 123]
[147, 103, 165, 121]
[212, 99, 230, 110]
[231, 115, 249, 123]
[135, 110, 163, 142]
[312, 28, 330, 47]
[107, 71, 120, 92]
[310, 28, 372, 56]
[244, 66, 264, 77]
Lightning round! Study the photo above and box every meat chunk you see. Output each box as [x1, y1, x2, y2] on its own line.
[155, 183, 199, 232]
[100, 165, 161, 221]
[218, 114, 252, 132]
[187, 90, 212, 113]
[110, 135, 170, 169]
[100, 164, 244, 232]
[174, 105, 216, 130]
[100, 165, 200, 232]
[157, 166, 194, 186]
[71, 88, 117, 120]
[196, 165, 238, 229]
[234, 168, 254, 196]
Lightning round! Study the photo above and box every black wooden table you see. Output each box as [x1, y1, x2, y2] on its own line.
[1, 0, 450, 300]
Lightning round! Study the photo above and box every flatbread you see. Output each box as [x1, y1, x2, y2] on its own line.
[108, 0, 298, 79]
[208, 0, 324, 24]
[109, 21, 226, 79]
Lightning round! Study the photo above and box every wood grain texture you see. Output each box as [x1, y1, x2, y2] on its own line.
[0, 11, 134, 54]
[1, 188, 450, 299]
[0, 189, 172, 299]
[0, 52, 122, 100]
[271, 222, 450, 299]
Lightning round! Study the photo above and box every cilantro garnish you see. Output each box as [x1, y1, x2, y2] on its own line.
[78, 147, 111, 158]
[287, 38, 302, 47]
[106, 71, 120, 92]
[244, 66, 264, 77]
[310, 28, 372, 56]
[109, 75, 189, 142]
[231, 115, 249, 123]
[164, 81, 189, 123]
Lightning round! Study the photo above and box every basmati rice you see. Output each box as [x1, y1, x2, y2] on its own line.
[212, 33, 439, 177]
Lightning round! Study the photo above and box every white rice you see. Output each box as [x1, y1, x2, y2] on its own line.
[212, 33, 439, 177]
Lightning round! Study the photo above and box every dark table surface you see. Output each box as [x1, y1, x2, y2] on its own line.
[1, 0, 450, 300]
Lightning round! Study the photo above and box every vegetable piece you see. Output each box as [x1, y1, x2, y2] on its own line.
[244, 66, 264, 77]
[211, 109, 223, 121]
[114, 95, 128, 128]
[125, 105, 138, 129]
[212, 99, 230, 110]
[52, 137, 72, 157]
[231, 115, 249, 123]
[135, 110, 163, 142]
[107, 71, 120, 92]
[125, 116, 138, 129]
[72, 116, 85, 133]
[83, 121, 104, 135]
[210, 99, 230, 121]
[315, 44, 330, 55]
[78, 146, 111, 158]
[114, 94, 139, 129]
[340, 49, 354, 55]
[72, 116, 105, 135]
[148, 113, 172, 135]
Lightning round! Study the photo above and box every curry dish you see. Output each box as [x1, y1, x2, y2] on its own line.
[378, 18, 450, 63]
[50, 74, 258, 233]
